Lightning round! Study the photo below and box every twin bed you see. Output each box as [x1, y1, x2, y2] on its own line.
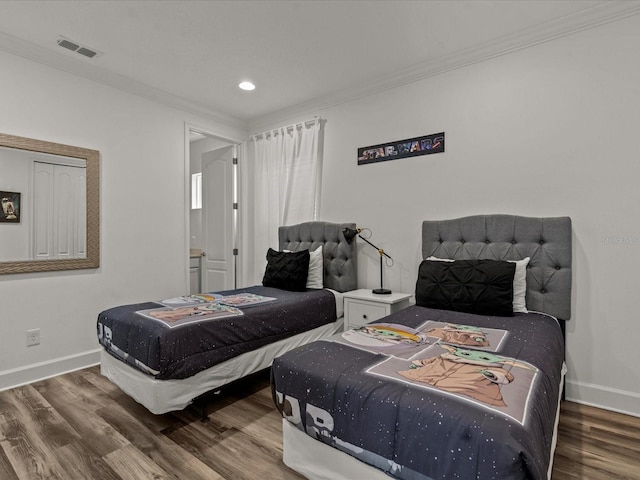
[97, 214, 571, 480]
[272, 214, 571, 480]
[98, 221, 357, 414]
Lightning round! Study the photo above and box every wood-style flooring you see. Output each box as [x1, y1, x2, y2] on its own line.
[0, 366, 638, 479]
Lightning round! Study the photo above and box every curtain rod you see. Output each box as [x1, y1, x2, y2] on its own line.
[251, 116, 322, 140]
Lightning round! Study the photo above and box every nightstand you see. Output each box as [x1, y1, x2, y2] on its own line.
[343, 289, 412, 331]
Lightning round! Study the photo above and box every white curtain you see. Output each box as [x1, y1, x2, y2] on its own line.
[247, 118, 322, 284]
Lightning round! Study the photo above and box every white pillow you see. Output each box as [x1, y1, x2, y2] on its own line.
[510, 257, 530, 313]
[426, 256, 454, 262]
[425, 256, 529, 313]
[306, 246, 324, 289]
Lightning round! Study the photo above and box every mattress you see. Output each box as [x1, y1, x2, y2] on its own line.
[98, 285, 338, 380]
[272, 305, 565, 480]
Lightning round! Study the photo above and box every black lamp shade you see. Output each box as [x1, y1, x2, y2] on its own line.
[342, 227, 359, 245]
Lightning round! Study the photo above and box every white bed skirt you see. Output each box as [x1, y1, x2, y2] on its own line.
[282, 363, 567, 480]
[100, 317, 343, 414]
[283, 418, 391, 480]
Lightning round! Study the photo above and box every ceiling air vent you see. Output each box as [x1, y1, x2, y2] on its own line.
[76, 47, 97, 58]
[56, 36, 102, 59]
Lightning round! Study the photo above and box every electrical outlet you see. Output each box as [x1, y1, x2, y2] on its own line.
[26, 328, 40, 346]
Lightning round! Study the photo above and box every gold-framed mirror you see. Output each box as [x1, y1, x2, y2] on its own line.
[0, 133, 99, 274]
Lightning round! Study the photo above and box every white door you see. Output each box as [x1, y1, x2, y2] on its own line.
[201, 145, 235, 292]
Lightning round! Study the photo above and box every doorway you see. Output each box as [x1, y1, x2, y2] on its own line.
[188, 128, 240, 293]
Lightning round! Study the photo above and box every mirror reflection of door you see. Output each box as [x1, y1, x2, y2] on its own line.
[189, 131, 238, 294]
[0, 145, 87, 262]
[33, 160, 87, 260]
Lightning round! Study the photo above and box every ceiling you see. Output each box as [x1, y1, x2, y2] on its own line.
[1, 0, 639, 130]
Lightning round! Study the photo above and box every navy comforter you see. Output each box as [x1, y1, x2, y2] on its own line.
[98, 286, 336, 380]
[271, 305, 564, 480]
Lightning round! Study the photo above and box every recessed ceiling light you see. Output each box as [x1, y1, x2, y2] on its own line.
[239, 81, 256, 91]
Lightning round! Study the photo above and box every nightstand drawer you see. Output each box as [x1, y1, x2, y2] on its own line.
[345, 300, 388, 329]
[342, 289, 412, 331]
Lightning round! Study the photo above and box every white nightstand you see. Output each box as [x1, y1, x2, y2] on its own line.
[343, 289, 412, 331]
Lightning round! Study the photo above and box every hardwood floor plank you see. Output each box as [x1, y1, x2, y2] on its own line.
[97, 401, 225, 480]
[208, 393, 291, 454]
[561, 401, 640, 432]
[558, 423, 640, 468]
[554, 442, 640, 480]
[31, 375, 130, 457]
[0, 444, 19, 480]
[0, 383, 80, 450]
[552, 401, 640, 479]
[0, 390, 69, 480]
[76, 366, 122, 397]
[165, 384, 303, 480]
[166, 424, 302, 480]
[103, 444, 176, 480]
[54, 442, 122, 480]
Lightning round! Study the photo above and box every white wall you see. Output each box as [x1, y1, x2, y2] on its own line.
[0, 50, 246, 389]
[254, 15, 640, 416]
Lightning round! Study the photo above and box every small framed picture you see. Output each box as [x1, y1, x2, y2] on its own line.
[0, 191, 21, 223]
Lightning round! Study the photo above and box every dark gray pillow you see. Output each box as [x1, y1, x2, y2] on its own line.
[262, 248, 310, 292]
[415, 259, 515, 316]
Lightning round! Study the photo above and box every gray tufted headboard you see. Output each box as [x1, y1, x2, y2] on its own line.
[279, 221, 357, 293]
[422, 214, 572, 320]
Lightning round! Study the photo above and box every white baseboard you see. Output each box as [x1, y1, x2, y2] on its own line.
[0, 348, 101, 392]
[565, 379, 640, 418]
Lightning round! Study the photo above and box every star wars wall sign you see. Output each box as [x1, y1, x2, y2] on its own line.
[358, 131, 445, 165]
[0, 191, 20, 223]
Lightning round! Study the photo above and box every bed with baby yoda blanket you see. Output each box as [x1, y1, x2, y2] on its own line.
[97, 221, 358, 414]
[272, 305, 564, 480]
[272, 214, 572, 480]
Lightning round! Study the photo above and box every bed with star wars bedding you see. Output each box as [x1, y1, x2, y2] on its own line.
[98, 285, 337, 380]
[271, 304, 565, 480]
[272, 215, 572, 479]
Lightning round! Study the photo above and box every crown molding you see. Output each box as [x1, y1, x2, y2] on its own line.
[0, 31, 247, 131]
[246, 1, 640, 131]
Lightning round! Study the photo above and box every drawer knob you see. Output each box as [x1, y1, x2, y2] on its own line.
[362, 314, 367, 319]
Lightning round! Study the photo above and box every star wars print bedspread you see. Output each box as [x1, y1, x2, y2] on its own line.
[97, 286, 336, 380]
[271, 305, 565, 480]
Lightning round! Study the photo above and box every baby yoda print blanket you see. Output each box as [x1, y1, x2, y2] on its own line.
[98, 286, 336, 380]
[272, 305, 565, 480]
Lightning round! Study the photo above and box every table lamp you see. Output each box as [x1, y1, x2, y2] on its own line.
[343, 227, 393, 295]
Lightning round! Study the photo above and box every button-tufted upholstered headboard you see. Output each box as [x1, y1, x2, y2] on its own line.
[422, 215, 572, 320]
[279, 221, 358, 293]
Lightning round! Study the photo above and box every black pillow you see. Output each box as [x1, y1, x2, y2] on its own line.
[415, 259, 515, 316]
[262, 248, 310, 292]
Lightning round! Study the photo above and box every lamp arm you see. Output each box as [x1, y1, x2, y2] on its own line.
[357, 234, 393, 260]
